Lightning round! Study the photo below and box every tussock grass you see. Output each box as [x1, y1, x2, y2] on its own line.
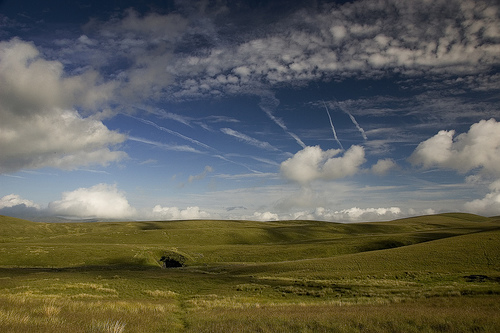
[0, 295, 179, 332]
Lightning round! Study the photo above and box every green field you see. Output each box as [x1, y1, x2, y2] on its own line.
[0, 213, 499, 332]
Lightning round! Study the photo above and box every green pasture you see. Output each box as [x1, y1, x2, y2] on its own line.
[0, 213, 499, 332]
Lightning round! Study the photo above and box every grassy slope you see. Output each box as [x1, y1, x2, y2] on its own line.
[0, 214, 499, 332]
[228, 227, 500, 278]
[0, 213, 498, 268]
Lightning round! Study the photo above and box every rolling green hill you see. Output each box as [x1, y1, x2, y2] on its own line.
[0, 213, 499, 332]
[0, 213, 498, 268]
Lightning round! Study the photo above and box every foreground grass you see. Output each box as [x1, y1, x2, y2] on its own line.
[186, 296, 500, 333]
[0, 213, 499, 331]
[1, 293, 499, 332]
[0, 296, 180, 332]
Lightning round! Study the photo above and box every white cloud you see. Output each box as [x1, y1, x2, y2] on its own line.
[0, 194, 42, 218]
[294, 206, 402, 222]
[408, 118, 500, 176]
[151, 205, 210, 220]
[409, 118, 500, 216]
[408, 208, 436, 216]
[83, 9, 189, 101]
[162, 0, 500, 99]
[99, 8, 188, 39]
[253, 211, 279, 221]
[0, 39, 127, 174]
[24, 0, 497, 108]
[48, 184, 136, 219]
[0, 194, 40, 210]
[188, 166, 214, 183]
[31, 0, 497, 115]
[371, 158, 397, 175]
[280, 145, 365, 184]
[464, 179, 500, 216]
[0, 38, 115, 111]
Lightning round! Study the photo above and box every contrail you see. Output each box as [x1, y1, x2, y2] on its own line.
[128, 115, 214, 151]
[322, 100, 344, 150]
[336, 102, 367, 140]
[128, 114, 263, 174]
[259, 94, 307, 149]
[128, 136, 202, 153]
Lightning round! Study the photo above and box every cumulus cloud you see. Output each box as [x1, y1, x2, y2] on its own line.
[0, 39, 127, 174]
[0, 194, 40, 210]
[293, 206, 402, 222]
[48, 184, 136, 219]
[0, 194, 42, 218]
[464, 179, 500, 216]
[280, 145, 365, 184]
[253, 211, 279, 221]
[0, 38, 115, 111]
[409, 118, 500, 216]
[371, 158, 397, 175]
[408, 118, 500, 176]
[151, 205, 210, 220]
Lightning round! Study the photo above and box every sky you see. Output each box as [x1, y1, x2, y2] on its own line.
[0, 0, 499, 222]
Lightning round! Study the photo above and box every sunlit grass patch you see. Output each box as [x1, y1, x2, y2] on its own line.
[143, 289, 178, 298]
[89, 319, 126, 333]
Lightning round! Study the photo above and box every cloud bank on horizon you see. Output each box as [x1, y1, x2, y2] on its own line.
[0, 0, 499, 222]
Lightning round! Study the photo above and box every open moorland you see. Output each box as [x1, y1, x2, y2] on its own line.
[0, 213, 499, 332]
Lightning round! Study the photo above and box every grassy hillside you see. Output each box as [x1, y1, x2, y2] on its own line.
[0, 213, 498, 267]
[0, 213, 499, 332]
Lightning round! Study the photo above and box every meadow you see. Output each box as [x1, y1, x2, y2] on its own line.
[0, 213, 499, 332]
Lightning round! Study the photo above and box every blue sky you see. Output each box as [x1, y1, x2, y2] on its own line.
[1, 0, 499, 222]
